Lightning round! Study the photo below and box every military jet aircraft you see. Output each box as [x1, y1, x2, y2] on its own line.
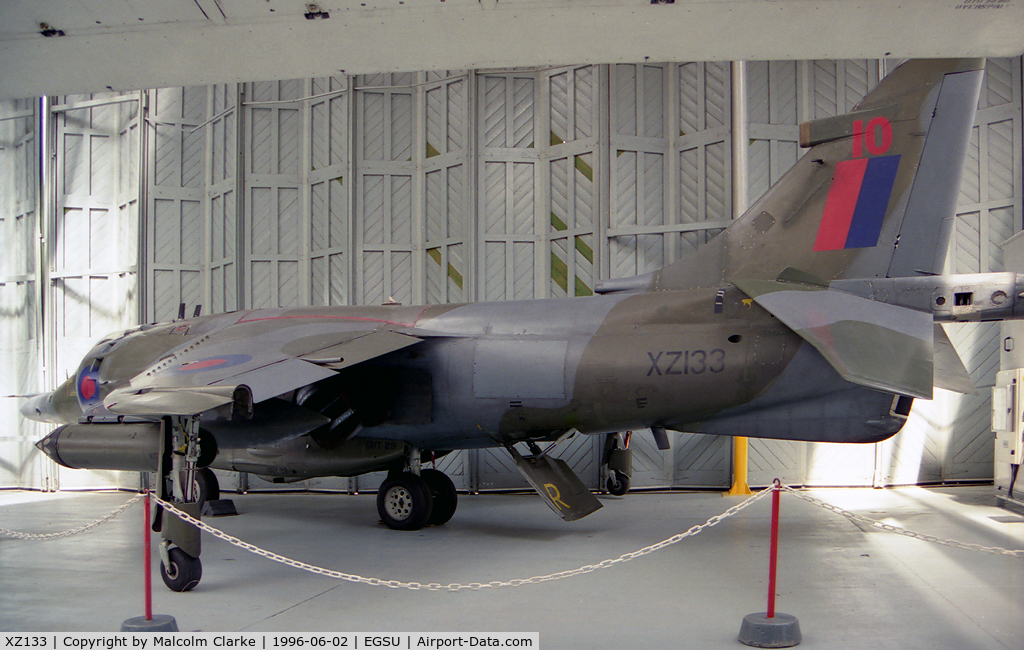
[22, 58, 1024, 590]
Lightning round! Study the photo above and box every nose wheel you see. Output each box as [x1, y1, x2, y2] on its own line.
[160, 545, 202, 592]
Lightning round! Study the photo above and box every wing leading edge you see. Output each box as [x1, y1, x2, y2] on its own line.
[103, 327, 423, 417]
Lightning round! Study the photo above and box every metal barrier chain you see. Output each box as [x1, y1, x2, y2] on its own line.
[780, 485, 1024, 558]
[0, 494, 142, 540]
[154, 488, 773, 591]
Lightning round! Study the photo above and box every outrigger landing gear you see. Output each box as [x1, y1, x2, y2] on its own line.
[375, 447, 458, 530]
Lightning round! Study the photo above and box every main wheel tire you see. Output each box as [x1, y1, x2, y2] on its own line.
[606, 470, 631, 496]
[421, 468, 458, 526]
[377, 473, 433, 530]
[160, 547, 202, 592]
[194, 468, 220, 504]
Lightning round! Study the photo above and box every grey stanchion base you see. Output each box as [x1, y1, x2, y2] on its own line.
[120, 614, 179, 632]
[739, 612, 801, 648]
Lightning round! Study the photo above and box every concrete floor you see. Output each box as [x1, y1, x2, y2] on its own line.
[1, 485, 1023, 648]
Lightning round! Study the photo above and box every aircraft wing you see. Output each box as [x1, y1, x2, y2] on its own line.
[103, 323, 423, 417]
[735, 279, 936, 399]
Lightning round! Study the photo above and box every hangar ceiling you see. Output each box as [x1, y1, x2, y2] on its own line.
[2, 0, 1024, 99]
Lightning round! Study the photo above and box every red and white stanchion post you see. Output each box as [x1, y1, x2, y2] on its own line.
[121, 489, 179, 632]
[739, 480, 801, 648]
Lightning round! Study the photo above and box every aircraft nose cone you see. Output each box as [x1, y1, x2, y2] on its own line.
[20, 392, 57, 423]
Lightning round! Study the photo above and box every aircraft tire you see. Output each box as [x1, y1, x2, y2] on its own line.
[421, 468, 458, 526]
[160, 547, 202, 592]
[606, 470, 631, 496]
[377, 473, 433, 531]
[193, 468, 220, 504]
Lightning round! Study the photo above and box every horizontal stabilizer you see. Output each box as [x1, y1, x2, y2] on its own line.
[735, 279, 935, 399]
[933, 324, 976, 395]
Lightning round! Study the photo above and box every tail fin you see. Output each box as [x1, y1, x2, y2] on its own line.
[653, 58, 985, 292]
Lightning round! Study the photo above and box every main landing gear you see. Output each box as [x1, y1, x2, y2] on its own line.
[376, 449, 458, 531]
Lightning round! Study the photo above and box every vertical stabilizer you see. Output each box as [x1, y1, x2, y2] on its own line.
[653, 59, 985, 292]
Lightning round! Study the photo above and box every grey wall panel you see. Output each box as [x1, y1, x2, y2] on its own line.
[622, 429, 674, 489]
[424, 74, 470, 305]
[748, 439, 806, 487]
[747, 60, 801, 206]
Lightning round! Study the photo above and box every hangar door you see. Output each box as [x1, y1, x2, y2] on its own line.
[2, 59, 1020, 493]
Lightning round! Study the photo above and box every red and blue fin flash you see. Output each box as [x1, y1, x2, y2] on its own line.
[814, 154, 901, 251]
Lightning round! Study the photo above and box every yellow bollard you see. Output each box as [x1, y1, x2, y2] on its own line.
[727, 436, 753, 496]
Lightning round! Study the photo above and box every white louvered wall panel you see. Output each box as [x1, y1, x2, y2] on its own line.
[746, 60, 801, 206]
[309, 77, 351, 307]
[207, 84, 240, 314]
[677, 61, 732, 256]
[609, 64, 670, 282]
[52, 92, 141, 490]
[357, 73, 417, 306]
[147, 86, 206, 322]
[479, 72, 540, 303]
[0, 100, 44, 489]
[245, 80, 305, 309]
[547, 66, 599, 299]
[424, 73, 470, 306]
